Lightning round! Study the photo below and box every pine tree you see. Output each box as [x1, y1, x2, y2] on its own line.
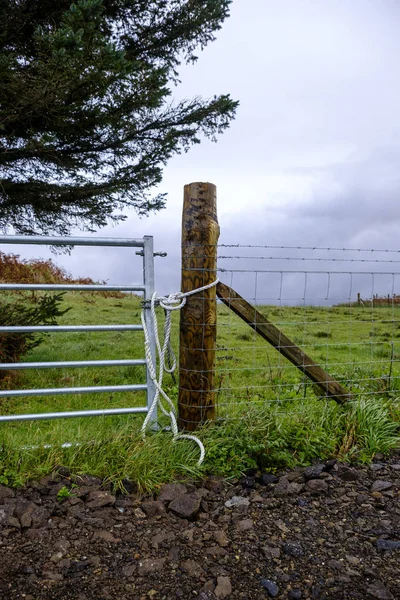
[0, 0, 238, 234]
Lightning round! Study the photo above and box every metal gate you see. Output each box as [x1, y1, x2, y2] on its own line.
[0, 235, 157, 424]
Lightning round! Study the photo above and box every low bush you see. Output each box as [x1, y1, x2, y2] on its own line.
[0, 251, 123, 297]
[0, 293, 70, 381]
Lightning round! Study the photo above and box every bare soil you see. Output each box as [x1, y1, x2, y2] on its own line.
[1, 455, 400, 600]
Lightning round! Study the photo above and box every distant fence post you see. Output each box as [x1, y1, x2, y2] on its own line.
[178, 182, 219, 431]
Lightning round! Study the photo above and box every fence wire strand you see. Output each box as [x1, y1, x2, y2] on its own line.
[199, 243, 400, 420]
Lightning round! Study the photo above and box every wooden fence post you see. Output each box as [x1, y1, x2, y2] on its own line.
[178, 182, 219, 431]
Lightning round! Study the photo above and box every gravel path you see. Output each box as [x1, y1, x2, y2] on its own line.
[1, 454, 400, 600]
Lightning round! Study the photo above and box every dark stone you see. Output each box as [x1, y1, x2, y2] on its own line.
[8, 516, 21, 529]
[259, 472, 279, 485]
[286, 470, 305, 483]
[370, 463, 385, 472]
[288, 482, 305, 495]
[262, 544, 281, 559]
[298, 498, 309, 507]
[20, 512, 32, 528]
[274, 477, 289, 496]
[337, 465, 360, 482]
[169, 494, 201, 519]
[16, 503, 49, 529]
[86, 491, 115, 509]
[260, 578, 279, 597]
[180, 559, 205, 578]
[0, 485, 15, 502]
[214, 575, 232, 599]
[371, 481, 393, 493]
[68, 560, 90, 573]
[203, 477, 224, 494]
[288, 590, 303, 599]
[366, 581, 394, 599]
[141, 500, 166, 517]
[239, 475, 256, 489]
[324, 459, 337, 471]
[235, 518, 253, 532]
[305, 479, 328, 495]
[137, 557, 166, 575]
[158, 483, 188, 503]
[327, 559, 344, 571]
[0, 505, 14, 526]
[198, 593, 214, 600]
[73, 474, 103, 487]
[282, 542, 304, 558]
[303, 464, 326, 480]
[375, 539, 400, 551]
[373, 453, 385, 461]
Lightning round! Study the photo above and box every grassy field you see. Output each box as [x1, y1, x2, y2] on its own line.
[0, 292, 399, 490]
[216, 302, 400, 407]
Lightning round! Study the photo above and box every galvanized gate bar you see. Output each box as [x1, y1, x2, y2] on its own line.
[0, 325, 143, 332]
[0, 235, 145, 247]
[0, 383, 147, 398]
[0, 284, 146, 292]
[0, 359, 146, 370]
[0, 407, 148, 423]
[143, 235, 157, 418]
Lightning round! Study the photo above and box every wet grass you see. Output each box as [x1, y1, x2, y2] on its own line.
[0, 293, 399, 490]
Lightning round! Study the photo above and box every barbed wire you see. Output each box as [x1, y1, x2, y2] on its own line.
[219, 255, 400, 263]
[217, 268, 400, 275]
[218, 244, 400, 253]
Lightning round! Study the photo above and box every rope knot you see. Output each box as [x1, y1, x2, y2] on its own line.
[158, 292, 186, 311]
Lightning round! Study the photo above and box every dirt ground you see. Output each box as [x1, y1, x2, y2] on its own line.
[0, 454, 399, 600]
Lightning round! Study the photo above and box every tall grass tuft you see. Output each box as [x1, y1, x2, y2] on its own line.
[342, 397, 400, 462]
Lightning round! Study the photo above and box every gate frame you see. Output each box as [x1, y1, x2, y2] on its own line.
[0, 234, 157, 424]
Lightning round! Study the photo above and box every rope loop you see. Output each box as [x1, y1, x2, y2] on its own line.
[141, 279, 219, 466]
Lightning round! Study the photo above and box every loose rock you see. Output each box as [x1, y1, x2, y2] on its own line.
[86, 491, 115, 509]
[282, 542, 303, 558]
[158, 483, 187, 503]
[214, 575, 232, 599]
[141, 500, 166, 517]
[305, 479, 328, 494]
[303, 464, 326, 480]
[224, 496, 249, 508]
[260, 578, 279, 597]
[371, 480, 393, 493]
[169, 494, 201, 519]
[366, 581, 394, 599]
[375, 539, 400, 551]
[259, 472, 279, 485]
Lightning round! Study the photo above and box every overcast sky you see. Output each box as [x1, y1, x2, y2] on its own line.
[4, 0, 400, 304]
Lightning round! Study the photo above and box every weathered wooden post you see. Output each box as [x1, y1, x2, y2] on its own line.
[178, 182, 219, 431]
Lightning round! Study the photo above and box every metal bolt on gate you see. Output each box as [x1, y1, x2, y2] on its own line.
[0, 235, 157, 424]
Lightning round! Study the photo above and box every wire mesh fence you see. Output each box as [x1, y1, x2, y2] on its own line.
[212, 243, 400, 420]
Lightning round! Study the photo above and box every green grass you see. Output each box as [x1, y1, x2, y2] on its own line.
[0, 292, 399, 491]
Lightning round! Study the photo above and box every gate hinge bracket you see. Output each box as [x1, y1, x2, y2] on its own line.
[136, 251, 167, 257]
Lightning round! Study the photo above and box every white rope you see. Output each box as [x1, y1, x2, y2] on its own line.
[141, 279, 219, 466]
